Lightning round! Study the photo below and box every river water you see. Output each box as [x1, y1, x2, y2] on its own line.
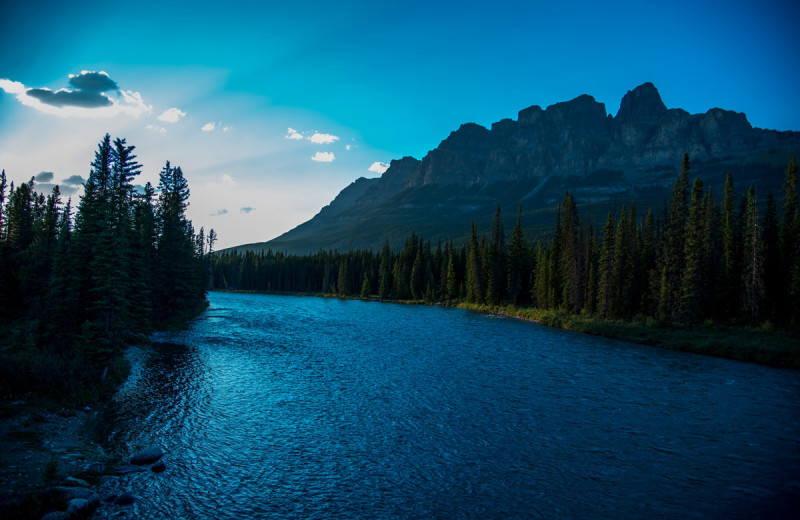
[99, 291, 800, 519]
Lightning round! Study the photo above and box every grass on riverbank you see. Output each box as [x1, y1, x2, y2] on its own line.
[458, 303, 800, 369]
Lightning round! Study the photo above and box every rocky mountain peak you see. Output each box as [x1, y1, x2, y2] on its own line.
[615, 82, 667, 125]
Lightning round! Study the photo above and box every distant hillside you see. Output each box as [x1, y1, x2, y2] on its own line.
[228, 83, 800, 254]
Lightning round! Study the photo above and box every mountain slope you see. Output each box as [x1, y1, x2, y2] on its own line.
[231, 83, 800, 254]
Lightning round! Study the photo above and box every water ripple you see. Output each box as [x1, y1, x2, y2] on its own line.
[99, 292, 800, 519]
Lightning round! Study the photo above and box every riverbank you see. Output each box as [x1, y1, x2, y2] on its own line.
[458, 303, 800, 369]
[0, 300, 208, 519]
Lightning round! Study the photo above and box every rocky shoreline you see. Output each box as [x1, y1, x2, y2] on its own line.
[0, 346, 164, 519]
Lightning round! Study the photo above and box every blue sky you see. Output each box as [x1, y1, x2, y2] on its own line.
[1, 0, 798, 248]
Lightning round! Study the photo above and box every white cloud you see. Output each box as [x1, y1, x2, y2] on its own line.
[311, 151, 335, 163]
[146, 124, 167, 134]
[157, 107, 186, 123]
[309, 132, 339, 144]
[346, 144, 352, 151]
[368, 161, 390, 174]
[221, 174, 235, 186]
[286, 127, 303, 140]
[0, 77, 152, 118]
[201, 122, 216, 132]
[223, 125, 232, 132]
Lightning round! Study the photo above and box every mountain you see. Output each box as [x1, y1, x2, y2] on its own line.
[232, 83, 800, 254]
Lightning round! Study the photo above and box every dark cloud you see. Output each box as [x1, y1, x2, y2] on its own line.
[35, 171, 54, 182]
[240, 206, 255, 213]
[210, 209, 229, 216]
[27, 87, 113, 108]
[61, 175, 86, 186]
[68, 71, 118, 93]
[32, 182, 81, 197]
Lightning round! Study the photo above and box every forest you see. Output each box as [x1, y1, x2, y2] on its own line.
[212, 154, 800, 330]
[0, 135, 212, 401]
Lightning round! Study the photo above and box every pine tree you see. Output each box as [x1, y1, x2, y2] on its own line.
[507, 206, 527, 305]
[560, 193, 583, 313]
[378, 238, 392, 298]
[742, 186, 764, 322]
[410, 249, 424, 299]
[486, 206, 506, 305]
[658, 154, 691, 323]
[718, 173, 741, 320]
[761, 192, 780, 322]
[597, 212, 616, 319]
[465, 222, 483, 303]
[679, 178, 706, 325]
[337, 258, 350, 295]
[781, 157, 800, 323]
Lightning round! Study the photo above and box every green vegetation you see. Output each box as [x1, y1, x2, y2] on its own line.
[212, 155, 800, 367]
[0, 135, 212, 404]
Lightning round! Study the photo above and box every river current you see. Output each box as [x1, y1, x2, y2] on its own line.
[99, 291, 800, 519]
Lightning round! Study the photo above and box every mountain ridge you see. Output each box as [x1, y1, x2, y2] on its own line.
[230, 83, 800, 255]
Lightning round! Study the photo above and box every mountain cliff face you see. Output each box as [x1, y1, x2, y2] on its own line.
[234, 83, 800, 254]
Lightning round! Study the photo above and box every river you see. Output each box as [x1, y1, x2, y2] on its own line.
[98, 291, 800, 519]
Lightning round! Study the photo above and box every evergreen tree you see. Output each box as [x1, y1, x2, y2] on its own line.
[741, 186, 764, 322]
[781, 157, 800, 323]
[679, 178, 706, 325]
[378, 238, 392, 298]
[486, 206, 506, 305]
[597, 212, 616, 319]
[337, 258, 350, 295]
[718, 173, 741, 319]
[410, 249, 424, 299]
[465, 222, 483, 303]
[507, 206, 527, 305]
[658, 154, 691, 323]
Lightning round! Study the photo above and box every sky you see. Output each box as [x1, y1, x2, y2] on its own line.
[1, 0, 799, 249]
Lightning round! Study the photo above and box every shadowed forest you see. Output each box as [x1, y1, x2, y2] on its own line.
[0, 135, 212, 401]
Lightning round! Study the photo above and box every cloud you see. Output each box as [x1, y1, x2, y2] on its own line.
[223, 125, 232, 132]
[346, 144, 352, 151]
[35, 171, 55, 182]
[157, 107, 186, 123]
[286, 128, 304, 140]
[311, 151, 335, 162]
[0, 72, 151, 118]
[26, 87, 114, 108]
[201, 122, 216, 132]
[221, 174, 235, 186]
[146, 124, 167, 134]
[210, 208, 229, 216]
[309, 132, 339, 144]
[368, 162, 390, 174]
[61, 175, 85, 186]
[68, 71, 118, 92]
[240, 206, 255, 213]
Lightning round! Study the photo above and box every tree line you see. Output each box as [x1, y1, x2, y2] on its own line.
[0, 134, 212, 399]
[212, 154, 800, 328]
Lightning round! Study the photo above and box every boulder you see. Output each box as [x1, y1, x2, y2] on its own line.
[131, 445, 164, 465]
[115, 492, 138, 506]
[114, 464, 148, 475]
[151, 460, 166, 473]
[62, 476, 90, 488]
[66, 498, 89, 517]
[51, 486, 95, 500]
[102, 492, 118, 503]
[85, 461, 105, 474]
[99, 474, 120, 487]
[40, 512, 70, 520]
